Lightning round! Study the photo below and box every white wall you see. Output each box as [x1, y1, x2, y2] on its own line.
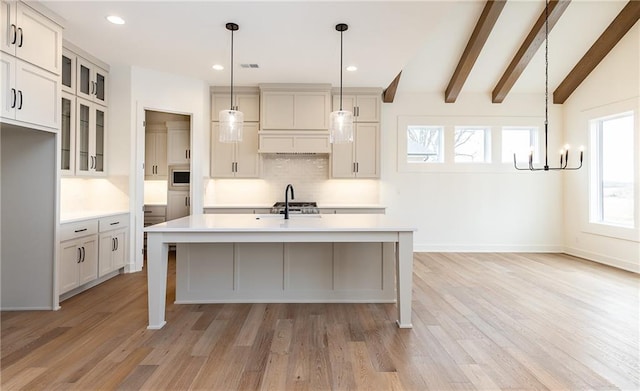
[562, 24, 640, 272]
[380, 93, 565, 252]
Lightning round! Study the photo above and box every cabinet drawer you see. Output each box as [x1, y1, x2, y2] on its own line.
[144, 217, 165, 227]
[60, 219, 98, 241]
[144, 205, 166, 218]
[99, 214, 129, 232]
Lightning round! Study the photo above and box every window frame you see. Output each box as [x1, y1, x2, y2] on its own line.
[397, 115, 543, 173]
[589, 111, 635, 229]
[582, 100, 639, 242]
[454, 126, 492, 163]
[501, 126, 540, 164]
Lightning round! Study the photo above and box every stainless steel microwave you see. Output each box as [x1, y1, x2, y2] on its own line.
[168, 165, 190, 190]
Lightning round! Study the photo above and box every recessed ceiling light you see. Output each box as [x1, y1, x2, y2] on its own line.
[212, 64, 224, 71]
[106, 15, 125, 25]
[346, 65, 358, 72]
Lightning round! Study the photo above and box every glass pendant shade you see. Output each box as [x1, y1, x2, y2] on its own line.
[329, 110, 353, 143]
[218, 109, 244, 142]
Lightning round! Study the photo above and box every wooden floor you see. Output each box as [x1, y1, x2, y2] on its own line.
[1, 252, 639, 390]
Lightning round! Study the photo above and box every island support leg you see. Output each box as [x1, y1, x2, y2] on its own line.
[396, 231, 413, 328]
[147, 233, 168, 329]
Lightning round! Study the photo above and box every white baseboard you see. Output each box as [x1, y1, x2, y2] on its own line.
[413, 244, 563, 252]
[0, 306, 54, 311]
[563, 246, 639, 274]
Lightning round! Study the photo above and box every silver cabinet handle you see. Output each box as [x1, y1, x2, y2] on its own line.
[109, 221, 120, 226]
[115, 237, 118, 251]
[10, 88, 16, 108]
[17, 27, 23, 47]
[74, 228, 87, 233]
[77, 248, 82, 263]
[112, 238, 115, 251]
[17, 90, 22, 110]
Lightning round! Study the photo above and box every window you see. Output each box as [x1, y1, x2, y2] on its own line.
[590, 112, 635, 227]
[454, 126, 490, 163]
[407, 126, 443, 163]
[502, 126, 539, 163]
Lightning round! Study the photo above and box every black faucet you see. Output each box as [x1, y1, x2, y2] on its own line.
[284, 184, 295, 220]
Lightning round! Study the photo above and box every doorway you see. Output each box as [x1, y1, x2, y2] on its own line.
[140, 110, 191, 263]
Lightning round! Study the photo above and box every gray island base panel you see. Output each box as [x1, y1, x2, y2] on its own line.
[145, 214, 416, 329]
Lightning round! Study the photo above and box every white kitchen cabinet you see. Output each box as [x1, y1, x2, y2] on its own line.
[144, 205, 166, 226]
[60, 48, 75, 93]
[59, 219, 99, 295]
[211, 122, 259, 178]
[260, 85, 331, 130]
[167, 190, 190, 221]
[60, 92, 75, 175]
[0, 56, 60, 130]
[76, 56, 107, 105]
[212, 91, 260, 123]
[332, 123, 380, 178]
[145, 124, 168, 179]
[98, 214, 128, 277]
[167, 121, 190, 165]
[75, 98, 106, 176]
[332, 93, 380, 123]
[0, 1, 62, 75]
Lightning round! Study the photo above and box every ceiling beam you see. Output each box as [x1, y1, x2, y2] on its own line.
[445, 0, 507, 103]
[553, 1, 640, 104]
[382, 71, 402, 103]
[492, 0, 571, 103]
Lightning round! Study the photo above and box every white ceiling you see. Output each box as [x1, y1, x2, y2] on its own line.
[41, 0, 629, 97]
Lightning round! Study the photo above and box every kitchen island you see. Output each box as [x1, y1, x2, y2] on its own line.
[145, 213, 415, 329]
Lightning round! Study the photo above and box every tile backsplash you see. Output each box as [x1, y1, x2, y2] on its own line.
[205, 155, 379, 205]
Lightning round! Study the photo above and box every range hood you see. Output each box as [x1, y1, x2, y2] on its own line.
[258, 130, 331, 154]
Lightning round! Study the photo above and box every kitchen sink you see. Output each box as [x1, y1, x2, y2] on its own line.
[255, 214, 322, 220]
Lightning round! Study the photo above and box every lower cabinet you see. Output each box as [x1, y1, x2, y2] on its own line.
[59, 219, 99, 294]
[59, 213, 129, 297]
[167, 191, 190, 221]
[98, 214, 128, 277]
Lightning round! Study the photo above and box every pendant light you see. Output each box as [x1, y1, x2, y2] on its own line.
[329, 23, 354, 144]
[219, 22, 244, 143]
[514, 1, 582, 171]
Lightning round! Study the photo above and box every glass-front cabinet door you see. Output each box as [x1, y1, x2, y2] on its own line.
[61, 93, 75, 175]
[76, 57, 108, 106]
[75, 98, 106, 176]
[61, 49, 75, 94]
[94, 107, 105, 173]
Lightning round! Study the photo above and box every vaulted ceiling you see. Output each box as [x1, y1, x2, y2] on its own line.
[43, 1, 638, 103]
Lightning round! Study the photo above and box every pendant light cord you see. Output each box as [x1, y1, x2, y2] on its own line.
[544, 0, 549, 168]
[339, 29, 343, 111]
[230, 28, 234, 111]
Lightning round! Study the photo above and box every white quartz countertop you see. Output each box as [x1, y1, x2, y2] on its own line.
[61, 210, 129, 223]
[145, 213, 414, 233]
[203, 204, 386, 209]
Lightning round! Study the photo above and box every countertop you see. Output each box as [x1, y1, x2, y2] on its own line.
[60, 210, 129, 224]
[145, 213, 414, 233]
[203, 204, 386, 209]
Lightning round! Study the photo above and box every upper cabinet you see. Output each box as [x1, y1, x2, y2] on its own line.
[211, 87, 259, 123]
[145, 124, 168, 180]
[0, 1, 62, 75]
[166, 121, 190, 165]
[331, 89, 382, 179]
[60, 43, 110, 176]
[76, 56, 107, 105]
[61, 48, 75, 94]
[260, 84, 331, 130]
[332, 93, 380, 123]
[75, 98, 106, 176]
[0, 1, 61, 132]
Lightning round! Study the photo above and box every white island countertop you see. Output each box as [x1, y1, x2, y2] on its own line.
[145, 213, 415, 233]
[145, 213, 416, 330]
